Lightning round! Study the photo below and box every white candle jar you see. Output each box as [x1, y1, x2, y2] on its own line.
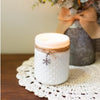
[34, 33, 70, 85]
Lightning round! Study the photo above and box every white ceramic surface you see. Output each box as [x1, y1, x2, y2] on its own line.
[34, 49, 70, 85]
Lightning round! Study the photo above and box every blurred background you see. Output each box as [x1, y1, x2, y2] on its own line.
[1, 0, 60, 54]
[1, 0, 100, 54]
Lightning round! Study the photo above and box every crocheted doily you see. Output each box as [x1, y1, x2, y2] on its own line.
[16, 53, 100, 100]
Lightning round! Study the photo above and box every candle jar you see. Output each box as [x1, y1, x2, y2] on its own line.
[34, 33, 70, 85]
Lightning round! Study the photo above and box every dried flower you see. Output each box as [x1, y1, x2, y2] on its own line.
[81, 0, 88, 3]
[59, 0, 74, 9]
[33, 0, 100, 12]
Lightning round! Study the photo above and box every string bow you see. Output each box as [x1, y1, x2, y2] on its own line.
[56, 7, 100, 39]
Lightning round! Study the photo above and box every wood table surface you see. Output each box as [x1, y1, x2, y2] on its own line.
[1, 54, 47, 100]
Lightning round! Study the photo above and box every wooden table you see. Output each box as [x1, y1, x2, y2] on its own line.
[1, 54, 47, 100]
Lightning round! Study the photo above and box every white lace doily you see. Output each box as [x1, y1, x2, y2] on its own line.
[16, 53, 100, 100]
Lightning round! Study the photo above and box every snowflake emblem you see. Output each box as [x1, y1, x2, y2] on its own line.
[43, 54, 51, 66]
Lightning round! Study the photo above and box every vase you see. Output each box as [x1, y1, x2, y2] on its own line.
[64, 21, 96, 66]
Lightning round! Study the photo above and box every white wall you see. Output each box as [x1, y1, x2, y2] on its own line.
[1, 0, 60, 54]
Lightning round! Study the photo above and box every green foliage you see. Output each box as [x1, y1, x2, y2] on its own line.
[32, 1, 40, 9]
[73, 0, 81, 9]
